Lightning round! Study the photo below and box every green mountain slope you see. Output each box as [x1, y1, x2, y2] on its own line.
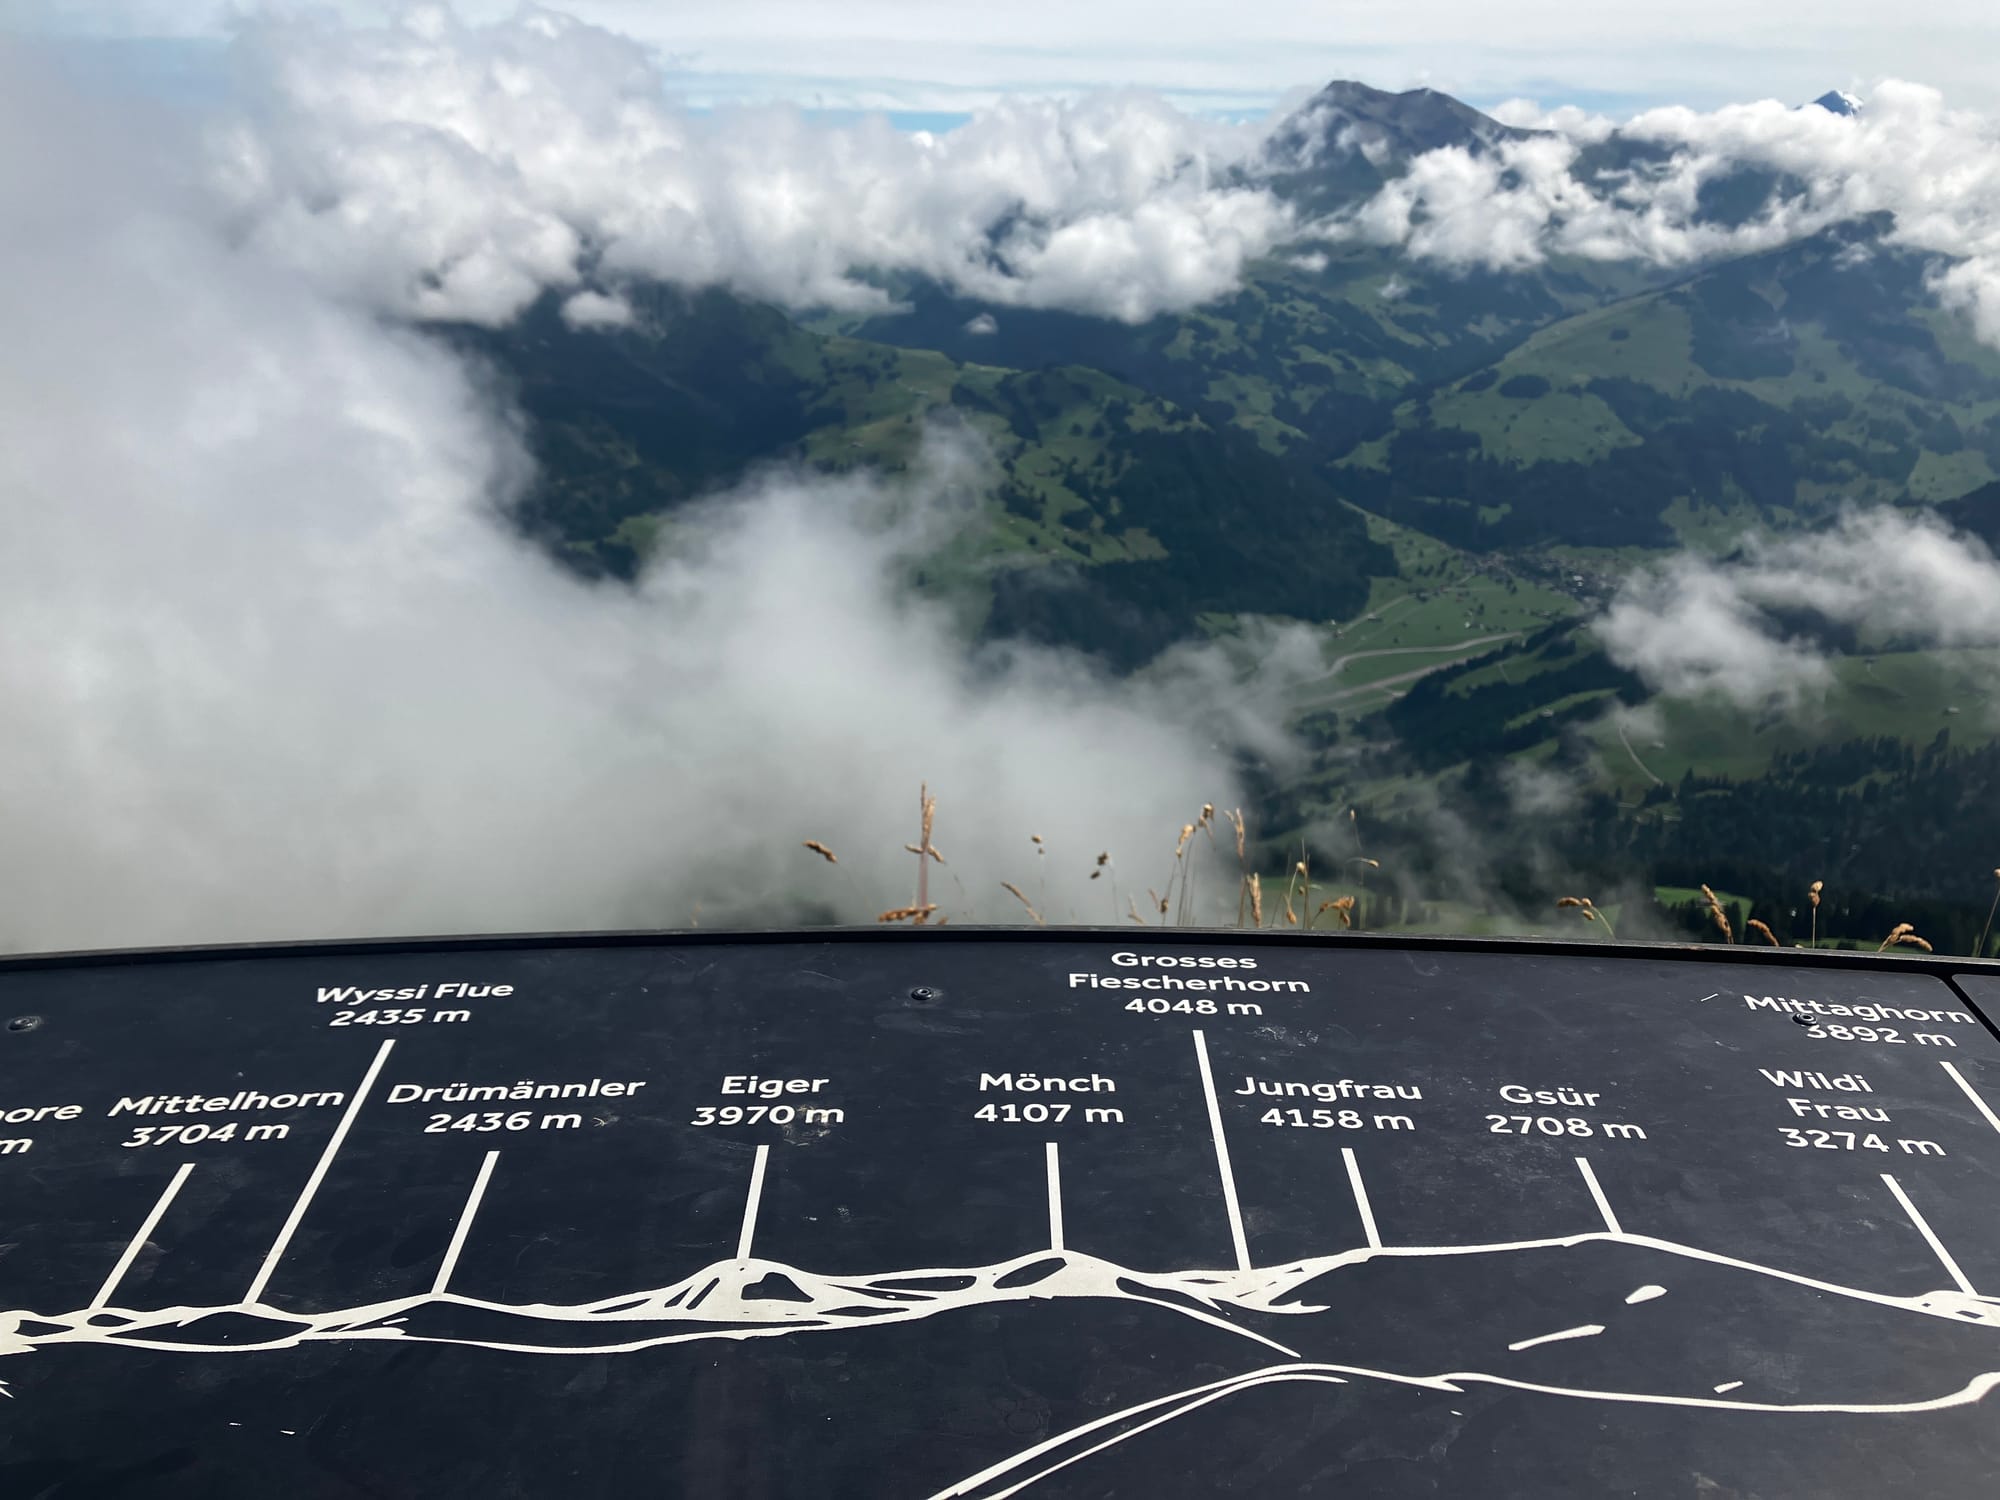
[448, 284, 1394, 662]
[847, 248, 1664, 464]
[1336, 218, 2000, 549]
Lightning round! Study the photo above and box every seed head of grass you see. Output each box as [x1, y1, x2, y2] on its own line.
[1699, 883, 1734, 943]
[1249, 872, 1263, 927]
[1877, 922, 1931, 953]
[1555, 894, 1616, 938]
[903, 842, 946, 864]
[1175, 823, 1196, 859]
[1128, 895, 1147, 925]
[1225, 808, 1247, 864]
[801, 839, 837, 864]
[1316, 895, 1356, 930]
[876, 904, 937, 924]
[1747, 918, 1779, 946]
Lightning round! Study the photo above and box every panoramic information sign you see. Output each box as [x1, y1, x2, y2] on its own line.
[2, 934, 1999, 1496]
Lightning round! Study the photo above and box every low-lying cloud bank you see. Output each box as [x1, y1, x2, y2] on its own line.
[1325, 83, 2000, 342]
[1595, 509, 2000, 707]
[190, 7, 2000, 349]
[212, 7, 1288, 325]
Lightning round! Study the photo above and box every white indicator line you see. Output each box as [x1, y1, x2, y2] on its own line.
[1046, 1142, 1065, 1252]
[432, 1150, 500, 1295]
[1881, 1173, 1977, 1295]
[1342, 1148, 1381, 1249]
[1940, 1061, 2000, 1137]
[1508, 1322, 1605, 1352]
[736, 1144, 771, 1262]
[90, 1161, 196, 1310]
[1576, 1156, 1623, 1235]
[1192, 1030, 1251, 1272]
[244, 1038, 396, 1307]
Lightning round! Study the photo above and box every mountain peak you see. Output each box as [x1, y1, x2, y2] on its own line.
[1262, 80, 1541, 212]
[1809, 89, 1864, 116]
[1295, 79, 1541, 157]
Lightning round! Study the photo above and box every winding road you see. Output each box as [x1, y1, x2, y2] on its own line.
[1310, 633, 1522, 705]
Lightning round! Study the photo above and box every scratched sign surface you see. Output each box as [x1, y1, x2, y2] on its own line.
[1, 935, 1999, 1497]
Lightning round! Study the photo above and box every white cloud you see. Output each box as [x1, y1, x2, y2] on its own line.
[0, 50, 1275, 952]
[560, 288, 633, 328]
[1500, 760, 1581, 816]
[1595, 552, 1837, 707]
[962, 312, 998, 334]
[207, 7, 1292, 325]
[1328, 78, 2000, 342]
[1485, 98, 1617, 143]
[1594, 509, 2000, 708]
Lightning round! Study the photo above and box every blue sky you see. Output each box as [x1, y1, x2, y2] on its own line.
[22, 0, 2000, 120]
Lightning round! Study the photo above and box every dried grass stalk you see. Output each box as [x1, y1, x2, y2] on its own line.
[1978, 869, 2000, 960]
[1000, 881, 1045, 926]
[1747, 918, 1779, 947]
[1700, 884, 1734, 944]
[801, 840, 838, 864]
[1249, 873, 1263, 928]
[876, 904, 937, 924]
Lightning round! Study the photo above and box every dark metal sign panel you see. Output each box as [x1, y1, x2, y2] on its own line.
[1954, 972, 2000, 1024]
[2, 935, 2000, 1497]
